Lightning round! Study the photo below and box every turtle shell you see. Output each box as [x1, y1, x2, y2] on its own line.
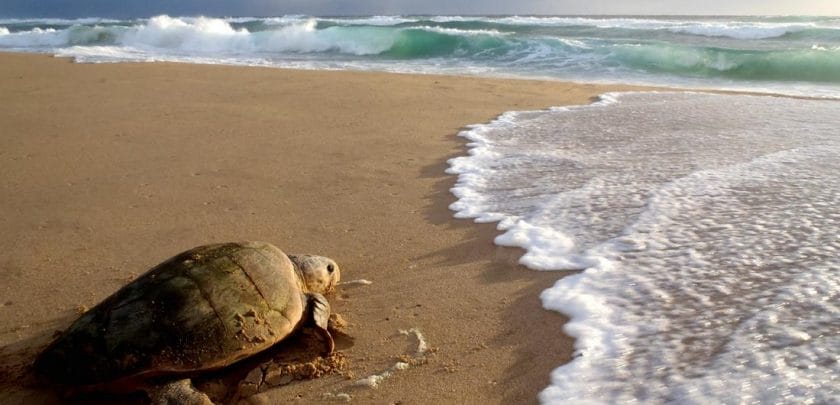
[34, 242, 306, 390]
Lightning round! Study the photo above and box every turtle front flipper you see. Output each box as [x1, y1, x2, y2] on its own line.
[306, 293, 334, 355]
[147, 378, 212, 405]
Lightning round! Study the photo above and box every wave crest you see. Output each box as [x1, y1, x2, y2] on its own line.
[124, 15, 251, 52]
[0, 15, 512, 57]
[609, 43, 840, 83]
[2, 15, 840, 92]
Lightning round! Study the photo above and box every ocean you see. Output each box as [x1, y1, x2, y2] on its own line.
[1, 15, 840, 97]
[2, 15, 838, 404]
[449, 92, 839, 403]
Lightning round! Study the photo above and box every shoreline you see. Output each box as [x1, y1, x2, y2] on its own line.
[0, 52, 649, 403]
[4, 47, 834, 102]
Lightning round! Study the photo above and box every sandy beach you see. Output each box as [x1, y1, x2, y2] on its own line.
[0, 52, 646, 404]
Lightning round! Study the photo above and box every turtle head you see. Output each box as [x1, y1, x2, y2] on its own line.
[288, 254, 341, 294]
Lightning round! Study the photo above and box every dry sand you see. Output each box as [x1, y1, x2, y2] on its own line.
[0, 52, 647, 404]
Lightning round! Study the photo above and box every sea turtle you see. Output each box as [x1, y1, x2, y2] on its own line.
[34, 241, 341, 404]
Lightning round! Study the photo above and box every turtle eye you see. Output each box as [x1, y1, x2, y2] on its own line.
[327, 264, 335, 274]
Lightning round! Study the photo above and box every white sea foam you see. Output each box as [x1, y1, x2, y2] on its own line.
[139, 16, 398, 55]
[0, 27, 67, 47]
[464, 15, 829, 40]
[0, 16, 400, 56]
[53, 45, 154, 63]
[218, 16, 263, 24]
[667, 22, 817, 40]
[217, 15, 311, 26]
[0, 27, 9, 36]
[320, 15, 418, 26]
[448, 92, 840, 403]
[413, 26, 505, 37]
[259, 20, 395, 55]
[121, 15, 253, 53]
[2, 15, 840, 98]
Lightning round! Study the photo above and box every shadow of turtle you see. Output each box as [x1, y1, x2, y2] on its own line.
[3, 310, 353, 405]
[0, 312, 146, 404]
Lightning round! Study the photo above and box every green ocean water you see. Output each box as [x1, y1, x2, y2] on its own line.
[2, 15, 840, 94]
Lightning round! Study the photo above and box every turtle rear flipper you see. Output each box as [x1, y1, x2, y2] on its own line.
[307, 293, 334, 355]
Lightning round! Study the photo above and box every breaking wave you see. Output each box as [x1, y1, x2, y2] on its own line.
[2, 15, 840, 94]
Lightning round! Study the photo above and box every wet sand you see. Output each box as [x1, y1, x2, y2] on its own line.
[0, 52, 647, 403]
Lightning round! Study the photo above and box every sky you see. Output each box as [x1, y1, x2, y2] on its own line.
[2, 0, 840, 18]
